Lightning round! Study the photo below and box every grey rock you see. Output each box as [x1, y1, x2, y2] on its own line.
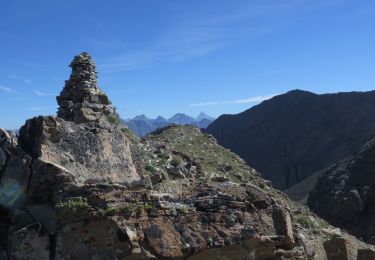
[272, 206, 295, 250]
[19, 116, 140, 187]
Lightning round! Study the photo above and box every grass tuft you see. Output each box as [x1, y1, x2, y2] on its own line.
[56, 198, 89, 215]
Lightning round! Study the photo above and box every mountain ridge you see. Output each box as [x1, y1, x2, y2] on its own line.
[123, 112, 214, 137]
[206, 89, 375, 190]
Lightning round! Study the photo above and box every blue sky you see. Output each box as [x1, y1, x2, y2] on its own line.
[1, 0, 375, 129]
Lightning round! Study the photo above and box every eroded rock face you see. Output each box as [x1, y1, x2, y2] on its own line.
[19, 116, 140, 187]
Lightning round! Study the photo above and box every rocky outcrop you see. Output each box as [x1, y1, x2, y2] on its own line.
[19, 115, 140, 187]
[206, 90, 375, 189]
[307, 136, 375, 244]
[1, 53, 375, 259]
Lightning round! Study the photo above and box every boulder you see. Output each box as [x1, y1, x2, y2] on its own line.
[19, 116, 140, 187]
[272, 206, 295, 249]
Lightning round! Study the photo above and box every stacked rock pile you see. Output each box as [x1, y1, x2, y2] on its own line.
[56, 52, 118, 124]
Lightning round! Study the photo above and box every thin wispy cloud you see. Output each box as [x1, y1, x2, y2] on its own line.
[189, 94, 276, 107]
[33, 90, 55, 96]
[99, 29, 223, 72]
[99, 0, 348, 73]
[26, 106, 47, 111]
[0, 85, 20, 94]
[8, 74, 32, 84]
[99, 27, 239, 72]
[11, 60, 47, 68]
[9, 97, 24, 101]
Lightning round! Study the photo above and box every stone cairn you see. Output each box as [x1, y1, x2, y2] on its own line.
[56, 52, 118, 124]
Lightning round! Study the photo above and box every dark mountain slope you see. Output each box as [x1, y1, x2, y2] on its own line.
[206, 89, 375, 189]
[307, 136, 375, 244]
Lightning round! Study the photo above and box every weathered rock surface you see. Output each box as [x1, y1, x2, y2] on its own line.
[19, 115, 140, 187]
[1, 53, 375, 259]
[206, 90, 375, 189]
[307, 136, 375, 245]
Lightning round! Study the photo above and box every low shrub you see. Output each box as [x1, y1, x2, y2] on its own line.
[56, 198, 89, 215]
[170, 155, 184, 167]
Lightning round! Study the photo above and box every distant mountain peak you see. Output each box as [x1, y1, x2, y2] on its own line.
[156, 115, 167, 121]
[196, 112, 214, 121]
[168, 113, 195, 124]
[169, 113, 189, 118]
[132, 114, 149, 120]
[123, 113, 214, 137]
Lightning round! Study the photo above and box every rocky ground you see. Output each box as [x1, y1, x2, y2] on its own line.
[1, 52, 375, 259]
